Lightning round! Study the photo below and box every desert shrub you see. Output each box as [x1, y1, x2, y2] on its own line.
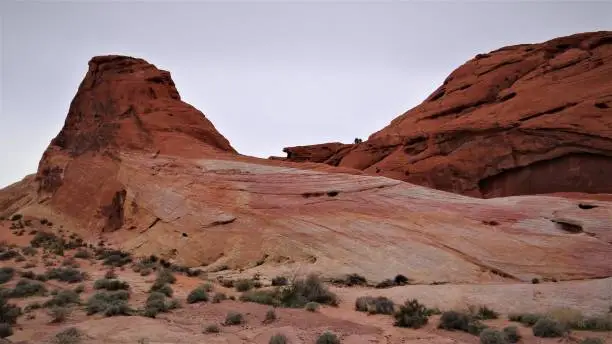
[200, 283, 213, 292]
[508, 312, 543, 326]
[316, 331, 340, 344]
[51, 327, 82, 344]
[73, 249, 91, 259]
[74, 284, 85, 294]
[0, 296, 21, 324]
[355, 296, 394, 315]
[394, 274, 409, 285]
[479, 328, 509, 344]
[475, 305, 499, 320]
[271, 276, 288, 286]
[44, 290, 80, 307]
[269, 334, 288, 344]
[48, 306, 71, 323]
[546, 307, 612, 331]
[240, 290, 280, 306]
[187, 286, 209, 304]
[394, 299, 429, 328]
[149, 281, 173, 297]
[212, 292, 227, 303]
[532, 278, 540, 284]
[0, 268, 14, 284]
[220, 279, 234, 288]
[85, 290, 131, 316]
[155, 269, 176, 285]
[439, 310, 477, 332]
[235, 279, 254, 292]
[21, 246, 37, 256]
[204, 324, 220, 333]
[265, 308, 277, 323]
[224, 311, 244, 325]
[140, 268, 152, 276]
[61, 257, 79, 268]
[10, 214, 22, 221]
[19, 270, 35, 279]
[278, 274, 338, 307]
[577, 315, 612, 331]
[94, 278, 129, 291]
[532, 318, 567, 338]
[344, 273, 367, 286]
[24, 301, 42, 313]
[96, 249, 132, 267]
[374, 279, 395, 289]
[580, 338, 604, 344]
[45, 267, 86, 283]
[0, 323, 12, 338]
[0, 249, 20, 261]
[104, 270, 117, 279]
[8, 278, 47, 297]
[305, 301, 320, 312]
[502, 326, 521, 343]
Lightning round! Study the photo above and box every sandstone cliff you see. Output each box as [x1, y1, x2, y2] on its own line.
[280, 31, 612, 198]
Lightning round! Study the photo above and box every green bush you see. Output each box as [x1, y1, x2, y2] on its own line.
[508, 312, 544, 326]
[269, 334, 288, 344]
[74, 249, 91, 259]
[224, 312, 244, 325]
[21, 246, 38, 256]
[305, 302, 320, 312]
[204, 324, 220, 333]
[0, 323, 12, 338]
[187, 286, 209, 304]
[212, 293, 227, 303]
[8, 278, 47, 297]
[155, 269, 176, 285]
[51, 327, 82, 344]
[94, 278, 129, 291]
[394, 299, 429, 329]
[475, 305, 499, 320]
[24, 301, 42, 313]
[479, 328, 509, 344]
[74, 284, 85, 294]
[580, 338, 604, 344]
[85, 290, 131, 316]
[95, 249, 132, 267]
[0, 268, 15, 284]
[532, 318, 567, 338]
[0, 296, 21, 324]
[104, 270, 117, 279]
[45, 267, 86, 283]
[48, 306, 71, 323]
[355, 296, 394, 315]
[316, 331, 340, 344]
[240, 290, 280, 306]
[502, 326, 521, 343]
[278, 274, 338, 307]
[149, 282, 173, 297]
[44, 290, 80, 307]
[235, 279, 254, 292]
[271, 276, 288, 286]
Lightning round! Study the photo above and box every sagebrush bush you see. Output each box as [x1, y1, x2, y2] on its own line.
[48, 306, 71, 323]
[204, 324, 220, 333]
[305, 302, 320, 312]
[240, 290, 280, 306]
[0, 296, 21, 324]
[234, 279, 254, 292]
[316, 331, 340, 344]
[394, 299, 429, 329]
[187, 286, 209, 304]
[265, 308, 277, 323]
[8, 278, 47, 297]
[212, 292, 227, 303]
[51, 327, 82, 344]
[155, 269, 176, 285]
[503, 326, 521, 343]
[149, 282, 173, 297]
[45, 267, 86, 283]
[86, 290, 131, 316]
[0, 267, 15, 284]
[271, 276, 288, 286]
[94, 278, 129, 291]
[104, 270, 117, 279]
[580, 338, 604, 344]
[278, 274, 338, 307]
[532, 318, 567, 338]
[224, 312, 244, 325]
[355, 296, 394, 315]
[74, 249, 91, 259]
[475, 305, 499, 320]
[44, 290, 80, 307]
[0, 323, 12, 338]
[143, 292, 179, 318]
[96, 249, 132, 267]
[508, 312, 543, 326]
[439, 310, 489, 335]
[269, 333, 288, 344]
[74, 284, 85, 294]
[479, 328, 509, 344]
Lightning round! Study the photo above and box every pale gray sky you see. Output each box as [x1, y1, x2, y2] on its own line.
[1, 1, 610, 188]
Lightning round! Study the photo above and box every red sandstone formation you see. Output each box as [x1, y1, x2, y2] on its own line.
[280, 31, 612, 198]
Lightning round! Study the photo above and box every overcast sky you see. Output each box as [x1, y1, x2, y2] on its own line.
[0, 1, 610, 188]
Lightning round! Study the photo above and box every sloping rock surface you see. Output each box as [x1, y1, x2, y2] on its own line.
[280, 31, 612, 198]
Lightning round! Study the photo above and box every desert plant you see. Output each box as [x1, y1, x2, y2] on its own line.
[344, 273, 367, 286]
[502, 326, 521, 343]
[21, 246, 37, 256]
[532, 278, 540, 284]
[305, 301, 320, 312]
[265, 308, 277, 323]
[0, 268, 14, 284]
[74, 284, 85, 294]
[316, 331, 340, 344]
[44, 290, 80, 307]
[278, 274, 338, 307]
[85, 290, 131, 316]
[269, 334, 288, 344]
[187, 286, 209, 304]
[0, 296, 21, 324]
[51, 327, 82, 344]
[508, 312, 543, 326]
[271, 276, 288, 286]
[532, 317, 567, 338]
[45, 267, 86, 283]
[204, 324, 220, 333]
[96, 249, 132, 267]
[155, 269, 176, 285]
[224, 311, 244, 325]
[394, 299, 429, 329]
[479, 328, 509, 344]
[475, 305, 499, 320]
[240, 289, 279, 306]
[8, 278, 47, 297]
[0, 323, 12, 338]
[73, 249, 91, 259]
[94, 278, 129, 291]
[24, 301, 42, 313]
[234, 279, 254, 292]
[104, 270, 117, 279]
[212, 292, 227, 303]
[149, 281, 173, 297]
[48, 305, 71, 323]
[355, 296, 394, 315]
[580, 338, 604, 344]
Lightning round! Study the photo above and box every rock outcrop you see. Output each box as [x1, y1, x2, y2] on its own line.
[1, 40, 611, 284]
[280, 31, 612, 198]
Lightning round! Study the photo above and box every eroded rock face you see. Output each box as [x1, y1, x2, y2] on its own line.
[281, 31, 612, 197]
